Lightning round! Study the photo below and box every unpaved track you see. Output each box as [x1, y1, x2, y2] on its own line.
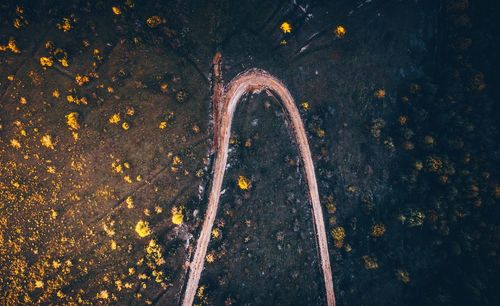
[182, 53, 335, 306]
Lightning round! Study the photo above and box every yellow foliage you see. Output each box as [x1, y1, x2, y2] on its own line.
[427, 156, 443, 172]
[102, 221, 115, 237]
[415, 161, 423, 171]
[10, 139, 21, 149]
[211, 228, 220, 239]
[326, 202, 336, 214]
[66, 95, 87, 105]
[334, 25, 346, 38]
[57, 17, 73, 32]
[146, 239, 165, 266]
[40, 134, 55, 149]
[109, 113, 121, 124]
[331, 226, 345, 248]
[8, 39, 20, 53]
[126, 106, 135, 116]
[126, 196, 134, 208]
[370, 224, 386, 237]
[112, 6, 122, 15]
[147, 16, 163, 28]
[197, 285, 206, 298]
[135, 220, 151, 237]
[280, 22, 292, 33]
[34, 280, 44, 288]
[396, 269, 411, 283]
[315, 127, 326, 138]
[96, 290, 109, 299]
[59, 58, 69, 67]
[122, 122, 130, 130]
[172, 155, 182, 166]
[112, 162, 123, 173]
[75, 74, 89, 86]
[65, 112, 80, 130]
[0, 38, 21, 53]
[362, 255, 379, 269]
[115, 280, 122, 291]
[237, 175, 251, 190]
[171, 207, 183, 225]
[13, 18, 22, 29]
[374, 89, 386, 99]
[39, 57, 53, 67]
[206, 253, 215, 263]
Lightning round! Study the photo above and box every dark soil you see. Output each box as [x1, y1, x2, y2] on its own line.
[0, 0, 499, 305]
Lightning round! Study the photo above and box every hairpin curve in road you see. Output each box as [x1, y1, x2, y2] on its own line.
[181, 52, 335, 306]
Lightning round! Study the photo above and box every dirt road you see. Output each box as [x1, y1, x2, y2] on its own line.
[182, 53, 335, 306]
